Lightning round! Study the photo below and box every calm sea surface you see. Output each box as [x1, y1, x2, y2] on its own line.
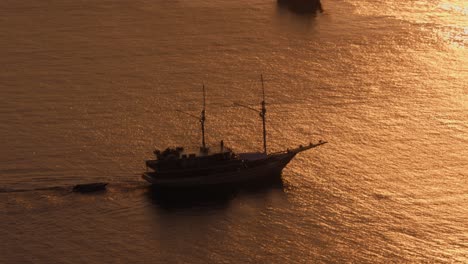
[1, 0, 467, 263]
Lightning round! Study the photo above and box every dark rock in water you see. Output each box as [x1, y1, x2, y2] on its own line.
[72, 182, 108, 193]
[277, 0, 323, 15]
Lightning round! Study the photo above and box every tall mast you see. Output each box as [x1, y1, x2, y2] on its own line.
[232, 75, 268, 154]
[260, 74, 267, 154]
[200, 84, 206, 151]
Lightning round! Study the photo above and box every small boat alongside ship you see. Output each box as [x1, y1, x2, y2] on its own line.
[142, 76, 326, 188]
[72, 182, 108, 193]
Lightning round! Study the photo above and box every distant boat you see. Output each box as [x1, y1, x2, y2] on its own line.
[73, 182, 108, 193]
[142, 76, 327, 188]
[277, 0, 323, 14]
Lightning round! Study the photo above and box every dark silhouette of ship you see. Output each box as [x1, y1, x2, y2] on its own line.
[142, 76, 327, 188]
[277, 0, 323, 15]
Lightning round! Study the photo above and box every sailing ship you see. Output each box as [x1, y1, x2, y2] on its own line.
[142, 76, 327, 188]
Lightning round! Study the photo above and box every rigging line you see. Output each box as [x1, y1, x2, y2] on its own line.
[175, 109, 200, 120]
[233, 102, 260, 113]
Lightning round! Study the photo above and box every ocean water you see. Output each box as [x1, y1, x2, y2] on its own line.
[0, 0, 467, 263]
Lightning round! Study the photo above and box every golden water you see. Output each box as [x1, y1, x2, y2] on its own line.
[0, 0, 467, 262]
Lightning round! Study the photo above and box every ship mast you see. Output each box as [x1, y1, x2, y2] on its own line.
[234, 75, 268, 154]
[260, 75, 267, 154]
[176, 85, 208, 153]
[200, 84, 207, 151]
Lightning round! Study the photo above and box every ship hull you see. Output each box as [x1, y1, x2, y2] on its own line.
[142, 152, 296, 188]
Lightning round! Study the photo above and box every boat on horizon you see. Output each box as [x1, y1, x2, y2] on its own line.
[142, 76, 327, 188]
[277, 0, 323, 14]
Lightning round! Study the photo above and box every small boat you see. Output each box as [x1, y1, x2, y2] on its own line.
[143, 76, 327, 188]
[72, 182, 108, 193]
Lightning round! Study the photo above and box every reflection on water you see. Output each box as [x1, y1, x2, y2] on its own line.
[146, 177, 285, 212]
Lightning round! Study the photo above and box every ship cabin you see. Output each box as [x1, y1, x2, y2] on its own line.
[145, 145, 244, 175]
